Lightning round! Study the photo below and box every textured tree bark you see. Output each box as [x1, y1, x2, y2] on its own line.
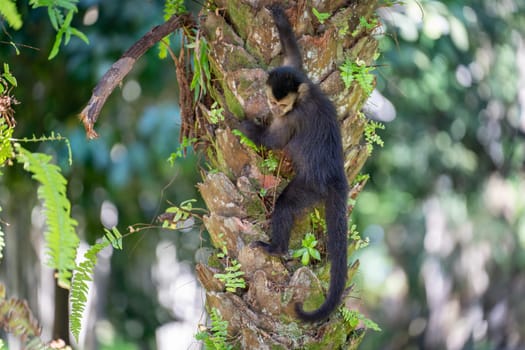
[194, 1, 379, 348]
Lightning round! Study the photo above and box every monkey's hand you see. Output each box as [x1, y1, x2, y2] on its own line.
[239, 119, 264, 145]
[267, 4, 290, 27]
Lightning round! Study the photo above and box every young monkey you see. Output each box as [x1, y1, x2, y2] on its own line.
[241, 5, 349, 322]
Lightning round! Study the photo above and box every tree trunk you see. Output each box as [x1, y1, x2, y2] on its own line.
[193, 1, 379, 348]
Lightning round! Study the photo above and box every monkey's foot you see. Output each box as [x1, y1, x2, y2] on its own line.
[251, 240, 287, 257]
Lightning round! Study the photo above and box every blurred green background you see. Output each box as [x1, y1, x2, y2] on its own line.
[1, 0, 524, 349]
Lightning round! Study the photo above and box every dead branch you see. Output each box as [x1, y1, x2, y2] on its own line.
[79, 13, 195, 139]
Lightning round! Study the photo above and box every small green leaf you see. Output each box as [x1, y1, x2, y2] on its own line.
[70, 27, 89, 44]
[48, 32, 64, 60]
[312, 8, 330, 24]
[310, 248, 321, 261]
[292, 248, 304, 258]
[104, 227, 123, 250]
[47, 7, 59, 31]
[232, 129, 259, 151]
[2, 64, 17, 87]
[301, 251, 309, 265]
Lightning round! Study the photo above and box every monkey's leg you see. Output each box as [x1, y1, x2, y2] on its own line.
[256, 179, 322, 255]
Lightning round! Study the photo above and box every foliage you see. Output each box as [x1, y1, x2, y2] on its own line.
[231, 129, 280, 174]
[158, 0, 187, 59]
[163, 0, 186, 19]
[168, 136, 197, 165]
[232, 129, 258, 152]
[214, 244, 246, 293]
[0, 63, 17, 93]
[362, 117, 385, 154]
[310, 208, 327, 232]
[259, 150, 279, 173]
[0, 283, 49, 349]
[214, 261, 245, 293]
[70, 227, 123, 341]
[29, 0, 89, 59]
[340, 307, 381, 332]
[209, 102, 225, 124]
[348, 223, 369, 250]
[337, 22, 350, 38]
[352, 173, 369, 186]
[187, 32, 211, 101]
[15, 132, 73, 165]
[15, 145, 79, 289]
[312, 8, 330, 24]
[0, 119, 14, 167]
[352, 16, 379, 37]
[339, 58, 375, 95]
[195, 308, 232, 350]
[0, 65, 150, 343]
[0, 0, 22, 30]
[293, 232, 321, 266]
[161, 198, 200, 230]
[1, 0, 204, 345]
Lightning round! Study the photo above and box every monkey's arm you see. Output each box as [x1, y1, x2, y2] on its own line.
[269, 5, 303, 70]
[240, 119, 292, 150]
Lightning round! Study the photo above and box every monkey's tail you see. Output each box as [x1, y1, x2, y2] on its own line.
[295, 184, 348, 322]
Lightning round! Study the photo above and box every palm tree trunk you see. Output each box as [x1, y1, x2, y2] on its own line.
[194, 1, 379, 348]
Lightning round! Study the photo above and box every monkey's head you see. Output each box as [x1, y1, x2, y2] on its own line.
[266, 66, 308, 117]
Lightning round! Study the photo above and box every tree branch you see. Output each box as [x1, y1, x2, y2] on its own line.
[79, 13, 195, 139]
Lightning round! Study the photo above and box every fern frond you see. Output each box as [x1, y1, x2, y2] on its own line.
[195, 308, 232, 350]
[14, 131, 73, 166]
[0, 0, 22, 30]
[70, 227, 122, 341]
[0, 112, 15, 167]
[340, 307, 382, 332]
[0, 283, 50, 349]
[69, 239, 109, 341]
[0, 294, 40, 337]
[15, 145, 79, 289]
[103, 226, 123, 250]
[339, 58, 375, 95]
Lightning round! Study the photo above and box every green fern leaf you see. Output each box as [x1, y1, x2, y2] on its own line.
[15, 146, 79, 289]
[0, 0, 22, 30]
[70, 227, 122, 340]
[0, 119, 14, 167]
[69, 239, 109, 341]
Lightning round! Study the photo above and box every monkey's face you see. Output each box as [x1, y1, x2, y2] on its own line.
[265, 85, 296, 117]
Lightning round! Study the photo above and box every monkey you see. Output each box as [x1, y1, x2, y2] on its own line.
[240, 5, 349, 322]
